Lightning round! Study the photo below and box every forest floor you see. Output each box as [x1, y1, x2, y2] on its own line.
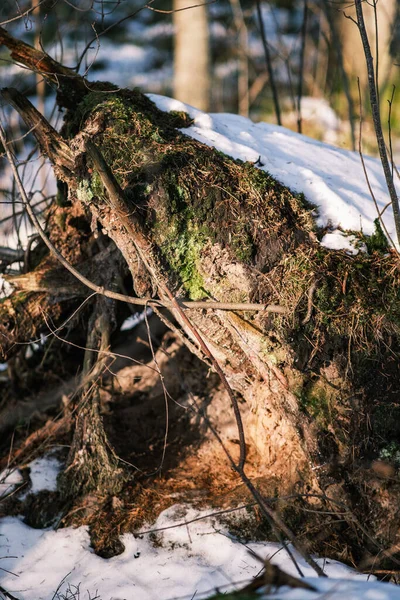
[1, 317, 400, 600]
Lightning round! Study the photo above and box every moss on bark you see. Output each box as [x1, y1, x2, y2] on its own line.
[60, 87, 400, 472]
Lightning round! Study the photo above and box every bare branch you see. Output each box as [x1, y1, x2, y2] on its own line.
[354, 0, 400, 244]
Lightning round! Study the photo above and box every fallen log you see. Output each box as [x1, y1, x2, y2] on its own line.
[1, 26, 400, 564]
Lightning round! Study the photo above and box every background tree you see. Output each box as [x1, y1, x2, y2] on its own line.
[339, 0, 397, 91]
[173, 0, 211, 110]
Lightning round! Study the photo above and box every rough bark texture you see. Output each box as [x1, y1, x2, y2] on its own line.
[57, 280, 125, 499]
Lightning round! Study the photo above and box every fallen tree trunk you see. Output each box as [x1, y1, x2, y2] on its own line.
[2, 26, 400, 565]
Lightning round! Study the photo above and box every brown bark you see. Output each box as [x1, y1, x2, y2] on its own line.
[2, 87, 75, 179]
[0, 25, 96, 110]
[59, 295, 125, 499]
[0, 291, 62, 361]
[0, 238, 126, 360]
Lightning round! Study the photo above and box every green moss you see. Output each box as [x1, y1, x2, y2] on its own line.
[77, 179, 94, 205]
[168, 228, 206, 299]
[277, 244, 400, 349]
[379, 441, 400, 466]
[365, 218, 389, 254]
[296, 190, 317, 213]
[158, 219, 207, 300]
[70, 90, 314, 267]
[297, 381, 333, 426]
[313, 273, 350, 326]
[69, 88, 317, 301]
[168, 110, 194, 128]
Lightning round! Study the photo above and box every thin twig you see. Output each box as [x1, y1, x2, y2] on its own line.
[301, 278, 317, 325]
[372, 0, 379, 108]
[134, 503, 257, 536]
[143, 307, 169, 475]
[351, 0, 400, 244]
[387, 85, 395, 179]
[356, 78, 399, 257]
[0, 585, 21, 600]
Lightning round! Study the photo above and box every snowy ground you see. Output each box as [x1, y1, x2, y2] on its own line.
[1, 458, 400, 600]
[1, 509, 399, 600]
[149, 95, 400, 253]
[3, 508, 398, 600]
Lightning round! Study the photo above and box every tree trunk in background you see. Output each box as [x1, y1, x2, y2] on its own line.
[338, 0, 396, 89]
[229, 0, 249, 117]
[173, 0, 210, 111]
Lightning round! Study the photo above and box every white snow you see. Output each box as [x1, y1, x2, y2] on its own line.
[0, 504, 398, 600]
[297, 97, 341, 133]
[0, 468, 23, 498]
[120, 307, 153, 332]
[148, 94, 400, 252]
[0, 456, 61, 500]
[25, 456, 61, 494]
[320, 231, 367, 255]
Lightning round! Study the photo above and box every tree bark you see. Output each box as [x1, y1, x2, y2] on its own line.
[59, 295, 125, 499]
[173, 0, 210, 110]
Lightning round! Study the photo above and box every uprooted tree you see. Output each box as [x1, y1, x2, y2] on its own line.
[1, 25, 400, 568]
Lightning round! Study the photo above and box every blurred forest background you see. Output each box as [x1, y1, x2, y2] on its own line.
[1, 0, 400, 136]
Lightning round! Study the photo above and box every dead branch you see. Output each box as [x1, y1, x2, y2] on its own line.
[0, 26, 86, 103]
[0, 584, 21, 600]
[356, 79, 399, 256]
[244, 551, 317, 592]
[2, 88, 75, 177]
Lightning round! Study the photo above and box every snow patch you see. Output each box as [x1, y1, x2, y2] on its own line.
[0, 468, 23, 498]
[26, 456, 61, 494]
[1, 505, 399, 600]
[148, 94, 400, 252]
[321, 231, 366, 255]
[120, 308, 153, 332]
